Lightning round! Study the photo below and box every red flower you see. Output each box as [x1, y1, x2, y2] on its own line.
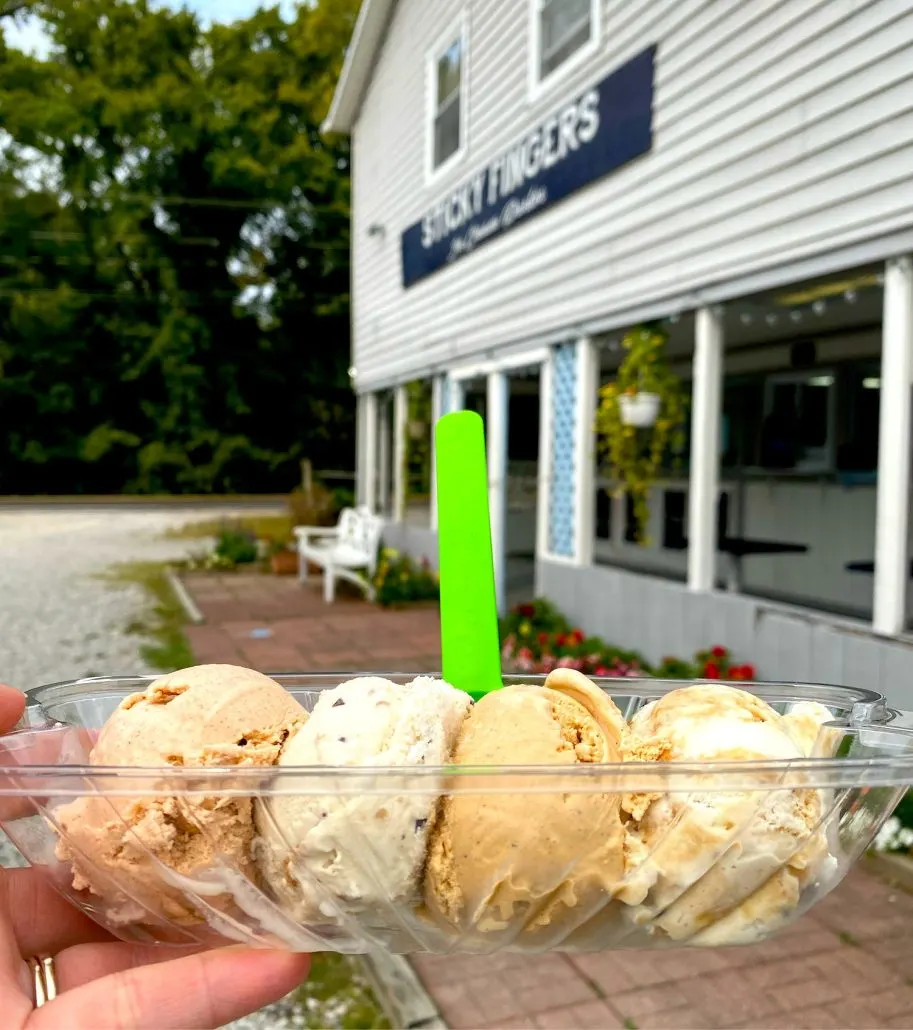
[537, 632, 549, 644]
[594, 666, 610, 676]
[569, 628, 585, 645]
[740, 664, 757, 681]
[517, 604, 536, 618]
[555, 633, 566, 647]
[711, 645, 728, 659]
[703, 661, 721, 679]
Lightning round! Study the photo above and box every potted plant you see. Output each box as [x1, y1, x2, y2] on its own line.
[596, 323, 688, 543]
[263, 536, 299, 576]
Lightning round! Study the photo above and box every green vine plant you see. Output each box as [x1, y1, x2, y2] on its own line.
[405, 380, 432, 502]
[595, 324, 688, 544]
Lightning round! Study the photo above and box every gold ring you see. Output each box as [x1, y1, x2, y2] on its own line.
[29, 956, 57, 1007]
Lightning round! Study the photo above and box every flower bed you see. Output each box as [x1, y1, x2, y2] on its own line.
[373, 548, 439, 607]
[500, 599, 756, 680]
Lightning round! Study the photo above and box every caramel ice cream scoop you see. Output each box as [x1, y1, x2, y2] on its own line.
[620, 684, 830, 945]
[55, 664, 306, 929]
[423, 669, 626, 947]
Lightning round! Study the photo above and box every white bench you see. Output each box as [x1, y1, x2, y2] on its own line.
[295, 506, 384, 603]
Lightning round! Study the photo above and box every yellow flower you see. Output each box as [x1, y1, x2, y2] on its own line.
[519, 620, 531, 636]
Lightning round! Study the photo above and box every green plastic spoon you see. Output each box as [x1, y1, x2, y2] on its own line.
[435, 410, 503, 702]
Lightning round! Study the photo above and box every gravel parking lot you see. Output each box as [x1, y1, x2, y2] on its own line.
[0, 504, 269, 870]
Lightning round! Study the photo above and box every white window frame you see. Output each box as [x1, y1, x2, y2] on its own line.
[529, 0, 601, 101]
[425, 12, 469, 186]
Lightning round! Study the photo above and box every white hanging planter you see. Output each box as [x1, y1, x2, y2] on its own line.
[407, 420, 427, 440]
[619, 391, 661, 428]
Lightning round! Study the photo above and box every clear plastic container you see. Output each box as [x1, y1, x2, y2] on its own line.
[1, 674, 911, 954]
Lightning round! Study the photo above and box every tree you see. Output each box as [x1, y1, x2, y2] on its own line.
[0, 0, 359, 494]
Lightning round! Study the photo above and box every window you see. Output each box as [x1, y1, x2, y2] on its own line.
[760, 371, 837, 473]
[427, 21, 466, 177]
[532, 0, 598, 90]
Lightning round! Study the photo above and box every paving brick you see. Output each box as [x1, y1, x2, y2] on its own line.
[768, 977, 844, 1011]
[825, 998, 886, 1028]
[678, 970, 782, 1027]
[885, 1016, 913, 1029]
[478, 1019, 537, 1029]
[743, 956, 822, 992]
[611, 982, 692, 1020]
[637, 1007, 714, 1029]
[434, 976, 521, 1027]
[569, 953, 637, 995]
[533, 1000, 624, 1029]
[740, 1010, 843, 1030]
[852, 986, 913, 1021]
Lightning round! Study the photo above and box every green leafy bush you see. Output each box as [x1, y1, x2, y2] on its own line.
[214, 527, 258, 565]
[373, 548, 439, 607]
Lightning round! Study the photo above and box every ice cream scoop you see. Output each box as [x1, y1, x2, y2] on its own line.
[620, 684, 829, 944]
[55, 664, 306, 928]
[423, 669, 627, 948]
[255, 676, 471, 932]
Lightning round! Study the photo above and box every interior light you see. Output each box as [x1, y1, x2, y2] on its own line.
[863, 377, 881, 390]
[808, 375, 835, 388]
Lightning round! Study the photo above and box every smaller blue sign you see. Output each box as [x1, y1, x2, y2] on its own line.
[401, 46, 656, 289]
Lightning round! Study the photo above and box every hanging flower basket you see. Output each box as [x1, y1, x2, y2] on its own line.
[619, 391, 661, 428]
[408, 419, 427, 440]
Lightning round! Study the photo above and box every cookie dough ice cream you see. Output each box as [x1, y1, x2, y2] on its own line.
[55, 665, 306, 927]
[256, 676, 471, 930]
[424, 669, 627, 946]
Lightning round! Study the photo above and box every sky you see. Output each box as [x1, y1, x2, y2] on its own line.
[3, 0, 298, 57]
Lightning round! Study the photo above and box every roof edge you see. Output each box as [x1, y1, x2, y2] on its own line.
[323, 0, 395, 135]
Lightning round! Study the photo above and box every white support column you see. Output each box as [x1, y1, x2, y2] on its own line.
[378, 395, 390, 517]
[449, 374, 466, 413]
[393, 384, 408, 523]
[363, 392, 378, 513]
[487, 370, 509, 614]
[573, 337, 599, 566]
[873, 256, 913, 636]
[688, 306, 724, 592]
[355, 394, 366, 507]
[430, 375, 444, 530]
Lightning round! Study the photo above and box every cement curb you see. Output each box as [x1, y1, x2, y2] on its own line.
[362, 953, 447, 1029]
[165, 568, 205, 625]
[865, 850, 913, 894]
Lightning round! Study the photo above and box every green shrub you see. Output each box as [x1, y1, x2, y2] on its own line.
[373, 548, 439, 607]
[214, 527, 258, 565]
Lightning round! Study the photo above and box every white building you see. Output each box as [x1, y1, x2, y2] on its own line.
[326, 0, 913, 706]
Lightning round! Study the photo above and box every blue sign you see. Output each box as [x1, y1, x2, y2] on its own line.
[401, 46, 656, 289]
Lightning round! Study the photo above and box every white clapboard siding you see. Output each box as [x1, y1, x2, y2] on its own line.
[351, 0, 913, 388]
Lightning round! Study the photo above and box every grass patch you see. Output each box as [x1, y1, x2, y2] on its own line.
[838, 930, 860, 947]
[102, 561, 194, 671]
[286, 954, 391, 1030]
[164, 513, 293, 543]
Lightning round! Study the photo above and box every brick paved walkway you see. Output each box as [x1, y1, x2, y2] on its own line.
[182, 572, 913, 1030]
[183, 571, 441, 673]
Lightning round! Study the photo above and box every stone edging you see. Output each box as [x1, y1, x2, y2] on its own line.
[865, 849, 913, 894]
[361, 953, 448, 1029]
[166, 569, 205, 625]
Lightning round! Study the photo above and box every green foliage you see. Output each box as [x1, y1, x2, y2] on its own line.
[596, 324, 688, 543]
[103, 561, 194, 671]
[0, 0, 359, 494]
[405, 380, 432, 500]
[214, 526, 259, 565]
[373, 547, 439, 607]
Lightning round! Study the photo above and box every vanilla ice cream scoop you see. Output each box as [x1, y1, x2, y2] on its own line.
[423, 669, 627, 948]
[620, 684, 829, 944]
[55, 665, 306, 928]
[255, 676, 471, 931]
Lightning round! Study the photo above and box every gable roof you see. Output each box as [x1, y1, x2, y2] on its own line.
[323, 0, 396, 135]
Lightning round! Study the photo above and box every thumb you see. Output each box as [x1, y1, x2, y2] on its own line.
[29, 947, 310, 1030]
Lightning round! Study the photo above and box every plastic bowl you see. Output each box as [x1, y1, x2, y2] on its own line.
[0, 674, 910, 955]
